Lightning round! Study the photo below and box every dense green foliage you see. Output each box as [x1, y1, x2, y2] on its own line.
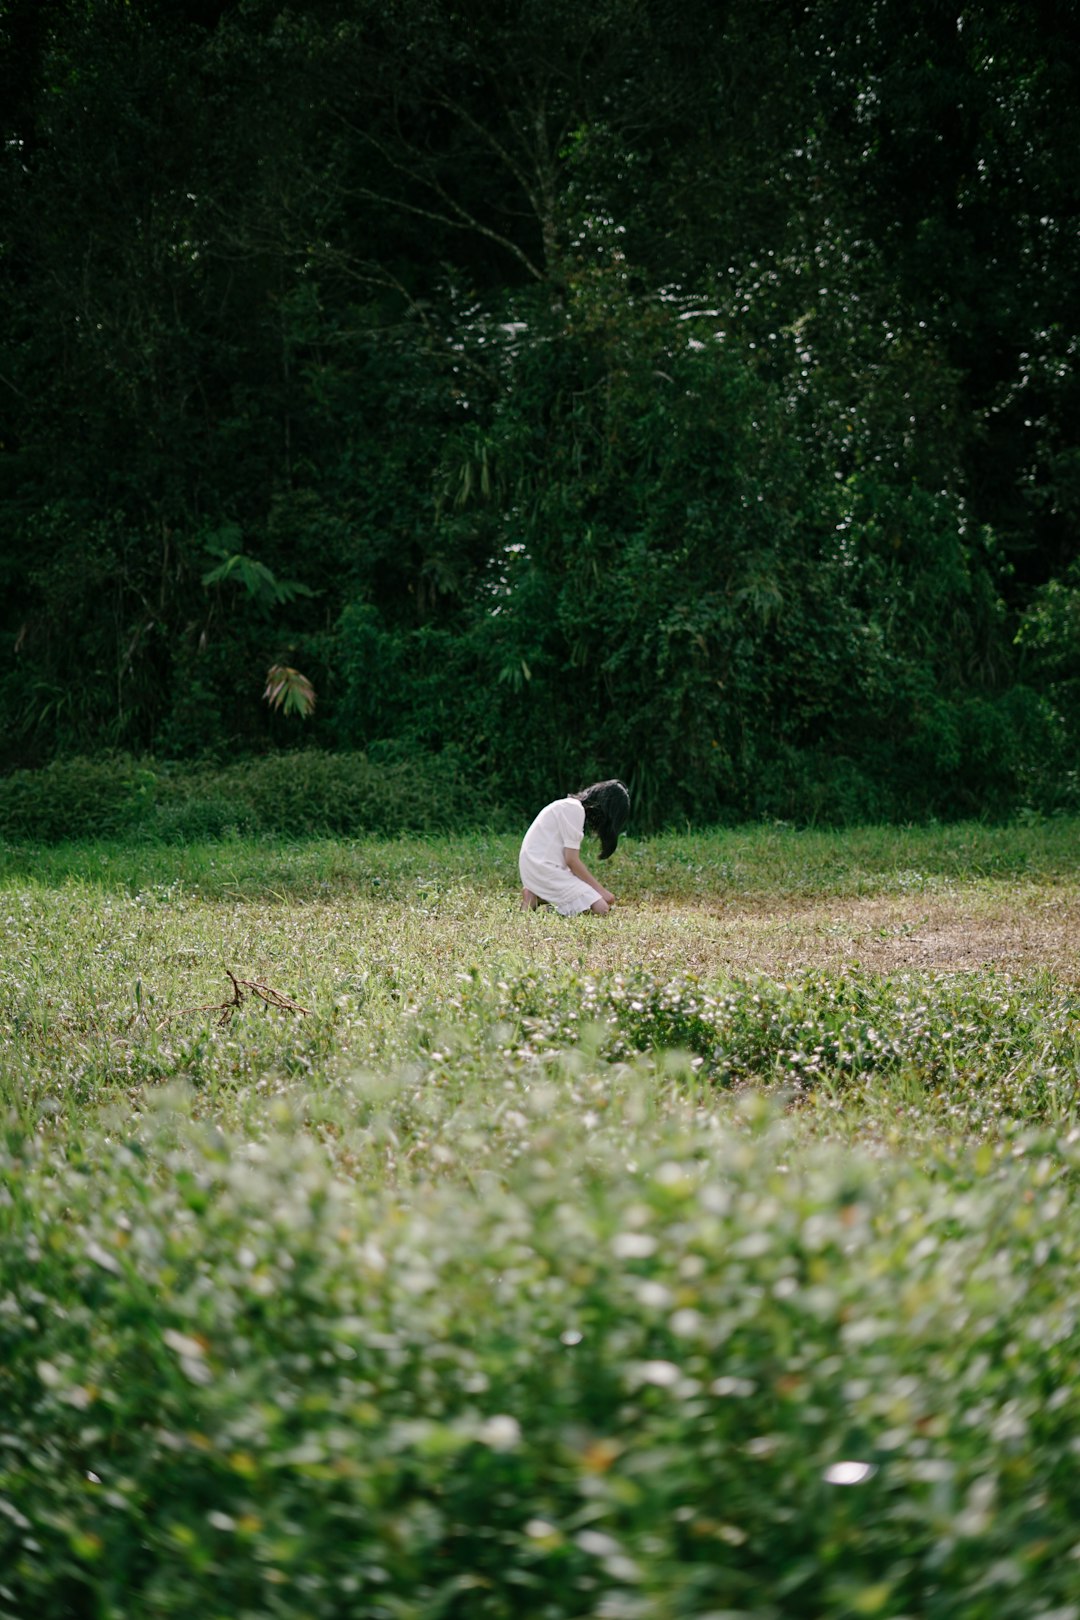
[1, 821, 1080, 1616]
[2, 0, 1079, 821]
[0, 749, 481, 843]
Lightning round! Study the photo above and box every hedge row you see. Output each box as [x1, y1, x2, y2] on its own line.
[0, 750, 484, 844]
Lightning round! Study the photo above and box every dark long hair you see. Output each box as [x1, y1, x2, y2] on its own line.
[572, 779, 630, 860]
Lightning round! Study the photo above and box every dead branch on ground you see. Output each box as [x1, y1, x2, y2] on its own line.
[161, 970, 310, 1029]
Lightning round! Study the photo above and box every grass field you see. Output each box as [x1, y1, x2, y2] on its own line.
[2, 819, 1079, 1618]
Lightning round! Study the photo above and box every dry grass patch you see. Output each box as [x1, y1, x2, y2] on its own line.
[512, 880, 1080, 983]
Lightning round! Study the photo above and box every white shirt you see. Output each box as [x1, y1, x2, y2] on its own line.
[518, 797, 598, 915]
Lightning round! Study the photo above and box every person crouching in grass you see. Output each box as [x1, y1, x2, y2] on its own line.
[519, 779, 630, 915]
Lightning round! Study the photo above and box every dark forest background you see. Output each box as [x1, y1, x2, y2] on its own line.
[1, 0, 1078, 828]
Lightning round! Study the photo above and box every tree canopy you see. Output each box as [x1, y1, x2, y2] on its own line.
[1, 0, 1077, 822]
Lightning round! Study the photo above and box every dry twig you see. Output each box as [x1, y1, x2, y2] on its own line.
[162, 970, 310, 1029]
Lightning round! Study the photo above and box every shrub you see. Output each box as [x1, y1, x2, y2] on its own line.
[0, 756, 155, 842]
[188, 748, 478, 838]
[0, 750, 487, 845]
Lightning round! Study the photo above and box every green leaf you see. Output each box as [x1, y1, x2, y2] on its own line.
[263, 665, 316, 719]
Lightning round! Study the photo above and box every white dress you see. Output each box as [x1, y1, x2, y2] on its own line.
[518, 797, 598, 915]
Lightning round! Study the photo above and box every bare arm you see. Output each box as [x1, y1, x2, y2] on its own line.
[564, 848, 615, 905]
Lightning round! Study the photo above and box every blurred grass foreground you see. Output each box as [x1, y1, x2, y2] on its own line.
[1, 816, 1079, 1618]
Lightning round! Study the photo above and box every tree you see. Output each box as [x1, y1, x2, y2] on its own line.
[0, 0, 1075, 817]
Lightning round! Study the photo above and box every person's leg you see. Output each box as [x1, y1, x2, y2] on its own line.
[521, 887, 540, 910]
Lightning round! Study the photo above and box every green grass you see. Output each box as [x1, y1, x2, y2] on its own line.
[3, 814, 1078, 899]
[2, 820, 1080, 1618]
